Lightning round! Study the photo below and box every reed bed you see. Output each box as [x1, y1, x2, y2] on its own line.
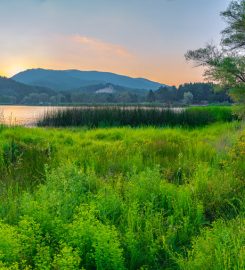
[38, 106, 235, 127]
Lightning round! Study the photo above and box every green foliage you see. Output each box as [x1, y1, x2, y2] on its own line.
[0, 76, 231, 105]
[52, 244, 81, 270]
[0, 222, 20, 264]
[186, 1, 245, 114]
[0, 122, 243, 269]
[221, 0, 245, 50]
[178, 218, 245, 270]
[38, 106, 236, 128]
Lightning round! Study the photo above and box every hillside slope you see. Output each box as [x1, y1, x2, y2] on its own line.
[12, 69, 165, 91]
[0, 76, 55, 104]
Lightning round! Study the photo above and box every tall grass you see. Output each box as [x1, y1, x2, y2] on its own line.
[0, 122, 243, 269]
[38, 106, 236, 127]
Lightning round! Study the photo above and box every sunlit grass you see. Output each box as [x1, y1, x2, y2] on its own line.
[0, 122, 243, 269]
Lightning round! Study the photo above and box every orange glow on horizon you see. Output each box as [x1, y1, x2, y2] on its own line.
[1, 64, 204, 87]
[0, 33, 205, 86]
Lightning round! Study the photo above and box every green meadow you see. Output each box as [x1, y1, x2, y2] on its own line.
[0, 117, 244, 269]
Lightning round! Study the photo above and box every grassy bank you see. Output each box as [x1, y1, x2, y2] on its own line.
[38, 106, 236, 128]
[0, 122, 244, 269]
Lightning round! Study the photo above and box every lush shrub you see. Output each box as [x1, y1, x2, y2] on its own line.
[178, 218, 245, 270]
[0, 222, 20, 264]
[0, 122, 243, 269]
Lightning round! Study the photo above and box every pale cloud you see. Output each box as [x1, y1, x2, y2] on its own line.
[71, 35, 132, 58]
[0, 34, 136, 78]
[0, 33, 203, 86]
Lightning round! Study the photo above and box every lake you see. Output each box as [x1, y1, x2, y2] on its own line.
[0, 106, 62, 126]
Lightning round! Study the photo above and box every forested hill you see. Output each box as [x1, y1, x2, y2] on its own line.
[0, 76, 55, 104]
[0, 77, 231, 105]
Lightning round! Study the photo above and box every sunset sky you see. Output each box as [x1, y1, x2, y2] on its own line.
[1, 0, 230, 86]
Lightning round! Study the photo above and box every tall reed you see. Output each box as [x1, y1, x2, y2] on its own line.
[38, 106, 236, 127]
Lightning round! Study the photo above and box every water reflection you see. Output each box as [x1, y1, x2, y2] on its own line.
[0, 106, 61, 126]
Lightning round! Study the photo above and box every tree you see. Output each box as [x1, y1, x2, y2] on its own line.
[183, 91, 193, 105]
[155, 86, 177, 103]
[146, 90, 156, 103]
[39, 93, 49, 104]
[185, 0, 245, 115]
[221, 0, 245, 50]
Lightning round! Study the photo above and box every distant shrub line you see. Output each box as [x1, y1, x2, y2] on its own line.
[38, 106, 236, 127]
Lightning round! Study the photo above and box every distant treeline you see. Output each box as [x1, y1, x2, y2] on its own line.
[60, 83, 231, 105]
[0, 76, 231, 105]
[146, 83, 231, 105]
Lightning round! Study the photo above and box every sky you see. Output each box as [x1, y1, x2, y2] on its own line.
[0, 0, 231, 86]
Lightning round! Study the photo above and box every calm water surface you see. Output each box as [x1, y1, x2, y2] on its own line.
[0, 106, 63, 126]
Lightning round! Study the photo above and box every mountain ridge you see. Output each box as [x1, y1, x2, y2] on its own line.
[12, 68, 165, 91]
